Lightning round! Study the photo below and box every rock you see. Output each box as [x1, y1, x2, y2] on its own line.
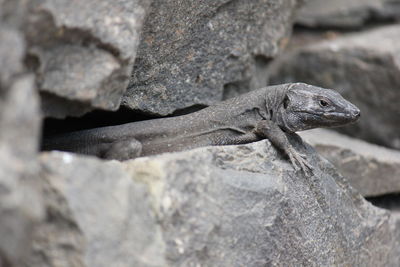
[124, 0, 299, 115]
[296, 0, 400, 29]
[27, 152, 164, 267]
[269, 25, 400, 149]
[127, 140, 399, 266]
[0, 73, 43, 267]
[23, 0, 151, 118]
[300, 129, 400, 197]
[30, 136, 399, 266]
[0, 2, 43, 264]
[367, 193, 400, 257]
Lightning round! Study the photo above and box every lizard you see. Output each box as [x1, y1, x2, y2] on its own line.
[42, 83, 360, 176]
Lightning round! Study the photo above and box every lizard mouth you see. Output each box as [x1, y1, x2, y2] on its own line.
[294, 110, 360, 125]
[323, 112, 359, 123]
[295, 110, 359, 124]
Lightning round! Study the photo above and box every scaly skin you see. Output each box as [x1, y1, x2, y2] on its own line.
[43, 83, 360, 176]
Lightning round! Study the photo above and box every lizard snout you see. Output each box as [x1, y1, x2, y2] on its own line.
[345, 106, 360, 121]
[351, 108, 360, 118]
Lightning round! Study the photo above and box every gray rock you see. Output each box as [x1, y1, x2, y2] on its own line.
[128, 140, 398, 266]
[31, 136, 399, 266]
[124, 0, 299, 115]
[0, 4, 43, 264]
[23, 0, 151, 118]
[269, 24, 400, 149]
[388, 211, 400, 264]
[0, 73, 43, 267]
[26, 152, 165, 267]
[296, 0, 400, 28]
[367, 194, 400, 257]
[33, 45, 122, 118]
[300, 129, 400, 197]
[0, 29, 24, 85]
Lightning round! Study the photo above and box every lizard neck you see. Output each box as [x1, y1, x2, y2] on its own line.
[265, 85, 289, 119]
[274, 107, 304, 133]
[265, 85, 293, 131]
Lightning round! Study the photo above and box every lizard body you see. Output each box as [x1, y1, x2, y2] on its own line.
[43, 83, 360, 175]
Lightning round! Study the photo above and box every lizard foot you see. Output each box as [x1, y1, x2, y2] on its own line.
[286, 147, 313, 177]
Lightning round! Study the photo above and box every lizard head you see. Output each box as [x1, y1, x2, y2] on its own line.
[276, 83, 360, 132]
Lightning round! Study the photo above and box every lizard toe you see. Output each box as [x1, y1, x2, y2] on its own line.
[300, 161, 314, 177]
[288, 153, 301, 171]
[287, 148, 314, 176]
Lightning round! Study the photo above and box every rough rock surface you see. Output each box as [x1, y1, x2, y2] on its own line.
[27, 153, 164, 267]
[300, 129, 400, 197]
[24, 0, 151, 118]
[0, 1, 43, 265]
[367, 194, 400, 254]
[124, 0, 299, 115]
[28, 136, 399, 266]
[0, 73, 43, 267]
[296, 0, 400, 28]
[269, 24, 400, 149]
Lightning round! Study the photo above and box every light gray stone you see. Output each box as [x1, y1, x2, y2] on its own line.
[367, 194, 400, 256]
[27, 152, 165, 267]
[269, 24, 400, 149]
[0, 3, 43, 264]
[296, 0, 400, 28]
[0, 29, 24, 85]
[23, 0, 151, 118]
[30, 135, 399, 266]
[300, 129, 400, 197]
[124, 0, 299, 115]
[0, 73, 43, 267]
[127, 140, 398, 266]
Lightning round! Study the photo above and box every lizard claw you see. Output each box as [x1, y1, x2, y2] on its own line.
[286, 147, 314, 177]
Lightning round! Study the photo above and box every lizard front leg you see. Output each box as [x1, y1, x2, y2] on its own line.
[102, 138, 143, 161]
[255, 120, 313, 176]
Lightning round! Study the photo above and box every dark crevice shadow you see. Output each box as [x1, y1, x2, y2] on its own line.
[42, 107, 155, 137]
[366, 193, 400, 212]
[171, 104, 208, 116]
[41, 103, 210, 149]
[293, 16, 399, 33]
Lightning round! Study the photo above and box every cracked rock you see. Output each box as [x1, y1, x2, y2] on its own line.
[124, 0, 299, 115]
[300, 129, 400, 197]
[25, 152, 164, 267]
[24, 0, 151, 118]
[0, 2, 44, 264]
[28, 135, 400, 266]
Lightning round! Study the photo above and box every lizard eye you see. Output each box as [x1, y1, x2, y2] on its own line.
[319, 99, 329, 107]
[283, 95, 290, 109]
